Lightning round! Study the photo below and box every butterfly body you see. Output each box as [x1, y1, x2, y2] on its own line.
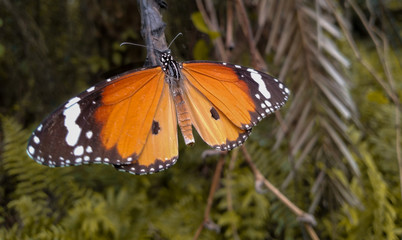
[160, 51, 195, 145]
[27, 49, 289, 175]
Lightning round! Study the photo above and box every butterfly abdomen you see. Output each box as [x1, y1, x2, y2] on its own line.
[171, 86, 194, 146]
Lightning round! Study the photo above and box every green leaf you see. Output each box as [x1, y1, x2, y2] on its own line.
[0, 44, 4, 58]
[193, 39, 210, 60]
[112, 52, 122, 66]
[191, 12, 220, 40]
[366, 89, 389, 104]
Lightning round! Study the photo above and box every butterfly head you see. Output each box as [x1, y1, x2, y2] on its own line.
[159, 50, 173, 63]
[159, 50, 181, 80]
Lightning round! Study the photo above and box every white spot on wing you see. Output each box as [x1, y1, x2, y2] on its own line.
[33, 136, 40, 144]
[87, 86, 95, 92]
[86, 146, 93, 153]
[37, 124, 43, 131]
[86, 131, 93, 139]
[63, 103, 82, 146]
[247, 70, 271, 99]
[28, 146, 35, 155]
[65, 97, 81, 108]
[235, 65, 241, 68]
[74, 145, 84, 156]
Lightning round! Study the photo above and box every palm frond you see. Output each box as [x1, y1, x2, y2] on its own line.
[262, 0, 360, 208]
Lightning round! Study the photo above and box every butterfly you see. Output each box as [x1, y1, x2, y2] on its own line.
[26, 49, 289, 175]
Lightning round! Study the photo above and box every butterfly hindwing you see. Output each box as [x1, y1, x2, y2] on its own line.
[27, 66, 170, 171]
[181, 61, 289, 149]
[115, 82, 178, 174]
[182, 75, 251, 150]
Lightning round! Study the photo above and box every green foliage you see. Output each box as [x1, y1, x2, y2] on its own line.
[0, 44, 4, 59]
[323, 133, 399, 240]
[193, 39, 211, 60]
[0, 117, 216, 239]
[216, 165, 270, 240]
[190, 12, 220, 40]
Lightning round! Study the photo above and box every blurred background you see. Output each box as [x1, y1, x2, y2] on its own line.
[0, 0, 401, 239]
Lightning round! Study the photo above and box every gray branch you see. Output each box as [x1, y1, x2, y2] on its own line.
[137, 0, 168, 67]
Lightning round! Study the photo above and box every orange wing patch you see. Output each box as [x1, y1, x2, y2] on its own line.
[115, 83, 178, 174]
[182, 77, 250, 150]
[182, 62, 256, 129]
[95, 67, 165, 160]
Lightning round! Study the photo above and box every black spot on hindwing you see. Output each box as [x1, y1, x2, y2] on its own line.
[210, 107, 220, 120]
[152, 120, 160, 135]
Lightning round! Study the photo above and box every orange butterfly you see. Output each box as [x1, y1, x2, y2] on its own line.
[26, 50, 289, 175]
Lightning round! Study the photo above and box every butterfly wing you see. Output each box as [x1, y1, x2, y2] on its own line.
[181, 61, 289, 150]
[114, 81, 178, 174]
[27, 66, 178, 174]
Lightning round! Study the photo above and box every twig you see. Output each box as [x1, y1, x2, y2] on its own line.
[193, 155, 225, 240]
[325, 0, 399, 105]
[396, 102, 402, 198]
[225, 0, 235, 51]
[137, 0, 168, 66]
[380, 19, 402, 199]
[195, 0, 227, 61]
[234, 0, 266, 71]
[240, 146, 319, 240]
[226, 148, 240, 240]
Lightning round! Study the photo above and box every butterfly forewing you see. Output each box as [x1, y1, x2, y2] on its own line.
[182, 62, 257, 129]
[27, 66, 175, 173]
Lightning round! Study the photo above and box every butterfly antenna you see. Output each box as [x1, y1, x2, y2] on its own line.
[167, 33, 183, 49]
[120, 42, 154, 49]
[121, 33, 182, 52]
